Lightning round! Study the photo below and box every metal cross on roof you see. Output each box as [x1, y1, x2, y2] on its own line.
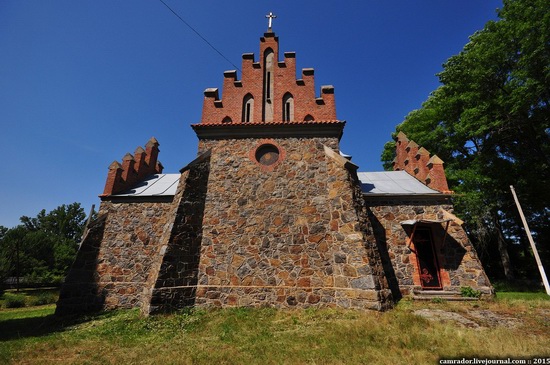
[265, 12, 277, 30]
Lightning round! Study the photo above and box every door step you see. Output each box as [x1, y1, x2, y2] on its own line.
[412, 289, 478, 301]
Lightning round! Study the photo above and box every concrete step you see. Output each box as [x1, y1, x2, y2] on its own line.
[412, 289, 479, 301]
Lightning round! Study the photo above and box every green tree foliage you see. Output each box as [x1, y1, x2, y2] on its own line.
[382, 0, 549, 281]
[0, 203, 89, 287]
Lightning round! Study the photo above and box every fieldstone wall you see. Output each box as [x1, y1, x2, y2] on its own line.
[366, 197, 492, 297]
[95, 201, 173, 309]
[141, 153, 211, 314]
[190, 137, 392, 310]
[56, 215, 108, 315]
[56, 199, 173, 315]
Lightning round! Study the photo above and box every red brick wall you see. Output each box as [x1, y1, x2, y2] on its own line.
[393, 132, 450, 193]
[101, 137, 163, 196]
[201, 32, 336, 125]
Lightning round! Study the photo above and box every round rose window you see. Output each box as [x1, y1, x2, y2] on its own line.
[255, 144, 280, 166]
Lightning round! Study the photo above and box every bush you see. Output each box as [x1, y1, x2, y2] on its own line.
[460, 286, 482, 298]
[3, 293, 26, 308]
[28, 292, 58, 306]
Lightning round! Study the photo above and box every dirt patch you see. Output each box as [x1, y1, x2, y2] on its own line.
[467, 309, 520, 328]
[413, 308, 520, 329]
[414, 309, 480, 328]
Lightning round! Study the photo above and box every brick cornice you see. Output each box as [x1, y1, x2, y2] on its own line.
[191, 120, 345, 140]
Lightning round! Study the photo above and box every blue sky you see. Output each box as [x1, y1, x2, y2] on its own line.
[0, 1, 502, 228]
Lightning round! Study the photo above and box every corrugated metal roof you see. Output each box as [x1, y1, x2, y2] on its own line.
[357, 171, 441, 195]
[113, 174, 180, 197]
[400, 219, 450, 225]
[111, 170, 438, 197]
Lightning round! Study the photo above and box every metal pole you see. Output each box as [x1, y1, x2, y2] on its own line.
[510, 185, 550, 295]
[15, 237, 20, 293]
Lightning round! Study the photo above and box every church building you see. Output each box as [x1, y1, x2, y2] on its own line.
[56, 23, 492, 315]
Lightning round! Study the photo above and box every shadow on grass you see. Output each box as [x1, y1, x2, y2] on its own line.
[0, 307, 109, 342]
[0, 313, 61, 341]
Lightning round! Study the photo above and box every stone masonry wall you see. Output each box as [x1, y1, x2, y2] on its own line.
[56, 215, 108, 315]
[142, 154, 211, 314]
[57, 200, 173, 314]
[95, 201, 173, 309]
[366, 197, 492, 296]
[191, 137, 392, 310]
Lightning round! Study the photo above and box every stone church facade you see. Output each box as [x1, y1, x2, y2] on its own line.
[56, 30, 492, 315]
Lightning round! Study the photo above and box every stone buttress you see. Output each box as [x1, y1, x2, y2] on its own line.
[56, 138, 174, 314]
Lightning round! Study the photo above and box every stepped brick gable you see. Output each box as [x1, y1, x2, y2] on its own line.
[200, 32, 336, 125]
[101, 137, 163, 196]
[393, 132, 450, 193]
[57, 28, 492, 316]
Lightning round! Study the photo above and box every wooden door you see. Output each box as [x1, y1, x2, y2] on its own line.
[413, 227, 442, 289]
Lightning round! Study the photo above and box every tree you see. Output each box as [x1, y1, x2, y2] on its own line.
[0, 226, 27, 290]
[382, 0, 550, 282]
[0, 203, 89, 287]
[21, 202, 87, 241]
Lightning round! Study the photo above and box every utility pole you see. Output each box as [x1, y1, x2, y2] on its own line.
[510, 186, 550, 295]
[15, 237, 20, 293]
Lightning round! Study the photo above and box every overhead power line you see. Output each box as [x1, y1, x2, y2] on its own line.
[158, 0, 241, 72]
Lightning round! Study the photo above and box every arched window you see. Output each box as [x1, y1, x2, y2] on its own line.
[222, 116, 232, 124]
[242, 94, 254, 123]
[304, 114, 314, 121]
[282, 93, 294, 122]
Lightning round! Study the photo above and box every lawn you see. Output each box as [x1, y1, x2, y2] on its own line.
[0, 291, 548, 365]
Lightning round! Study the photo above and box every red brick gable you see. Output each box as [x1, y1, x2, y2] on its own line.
[101, 137, 163, 197]
[200, 31, 337, 125]
[393, 132, 451, 193]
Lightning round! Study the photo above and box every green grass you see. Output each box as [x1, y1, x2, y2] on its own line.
[496, 291, 550, 301]
[0, 304, 56, 322]
[0, 288, 59, 309]
[0, 295, 549, 365]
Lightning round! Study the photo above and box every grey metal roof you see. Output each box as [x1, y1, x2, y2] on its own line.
[339, 150, 352, 159]
[113, 174, 180, 197]
[111, 170, 438, 197]
[358, 171, 441, 195]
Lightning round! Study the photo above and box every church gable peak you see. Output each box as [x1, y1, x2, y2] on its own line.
[198, 32, 338, 127]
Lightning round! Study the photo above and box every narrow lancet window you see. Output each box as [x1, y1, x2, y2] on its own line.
[263, 48, 274, 122]
[282, 93, 294, 122]
[242, 94, 254, 123]
[266, 72, 271, 100]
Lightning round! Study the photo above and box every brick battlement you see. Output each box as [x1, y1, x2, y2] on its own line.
[101, 137, 163, 197]
[200, 31, 337, 125]
[393, 131, 450, 193]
